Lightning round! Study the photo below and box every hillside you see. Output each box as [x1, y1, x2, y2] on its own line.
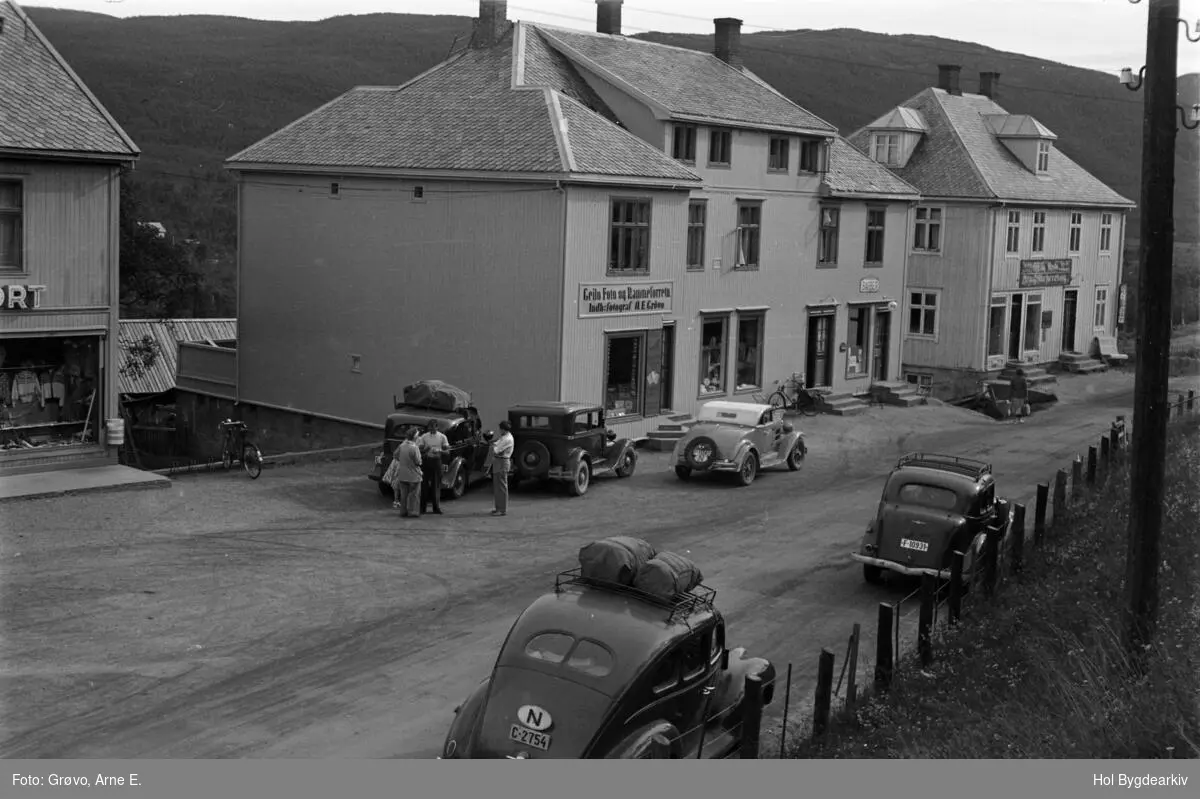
[22, 7, 1200, 264]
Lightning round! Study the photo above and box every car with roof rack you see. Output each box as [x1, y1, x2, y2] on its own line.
[439, 539, 776, 759]
[505, 401, 637, 497]
[851, 452, 1011, 585]
[672, 400, 806, 486]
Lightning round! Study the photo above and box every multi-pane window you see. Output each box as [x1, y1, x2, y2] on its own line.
[799, 139, 822, 173]
[736, 201, 762, 269]
[988, 295, 1007, 356]
[609, 198, 651, 274]
[1024, 293, 1044, 350]
[1095, 286, 1109, 329]
[686, 200, 706, 270]
[872, 133, 900, 166]
[908, 291, 938, 338]
[1005, 210, 1021, 253]
[818, 206, 840, 265]
[0, 180, 22, 270]
[1100, 213, 1113, 252]
[708, 128, 732, 166]
[864, 208, 886, 264]
[671, 124, 697, 163]
[1031, 211, 1046, 253]
[1069, 212, 1082, 253]
[734, 313, 765, 390]
[768, 136, 790, 171]
[699, 315, 729, 396]
[912, 206, 942, 252]
[1036, 140, 1050, 172]
[605, 332, 643, 418]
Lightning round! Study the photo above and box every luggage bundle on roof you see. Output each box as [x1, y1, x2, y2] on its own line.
[577, 536, 704, 601]
[400, 380, 472, 412]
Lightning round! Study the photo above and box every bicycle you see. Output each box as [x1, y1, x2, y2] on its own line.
[219, 419, 263, 479]
[767, 373, 823, 417]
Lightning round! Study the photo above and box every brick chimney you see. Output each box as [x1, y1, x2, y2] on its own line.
[714, 18, 743, 68]
[472, 0, 510, 49]
[979, 71, 1000, 99]
[596, 0, 622, 35]
[937, 64, 962, 95]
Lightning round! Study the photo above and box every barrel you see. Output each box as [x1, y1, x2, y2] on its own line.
[105, 417, 125, 446]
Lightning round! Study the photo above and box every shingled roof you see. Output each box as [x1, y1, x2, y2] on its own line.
[227, 24, 699, 185]
[0, 1, 138, 160]
[848, 88, 1133, 208]
[823, 137, 919, 199]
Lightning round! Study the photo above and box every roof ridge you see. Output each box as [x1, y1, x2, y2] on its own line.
[5, 0, 139, 157]
[725, 65, 839, 133]
[534, 26, 670, 118]
[928, 89, 997, 200]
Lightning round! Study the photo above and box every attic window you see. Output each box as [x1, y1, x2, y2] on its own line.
[412, 186, 425, 201]
[1037, 141, 1050, 172]
[872, 133, 900, 166]
[330, 182, 340, 197]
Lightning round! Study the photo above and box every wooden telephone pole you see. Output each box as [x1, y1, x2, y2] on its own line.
[1125, 0, 1179, 657]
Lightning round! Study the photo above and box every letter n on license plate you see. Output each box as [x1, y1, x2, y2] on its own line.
[900, 538, 929, 552]
[509, 724, 551, 751]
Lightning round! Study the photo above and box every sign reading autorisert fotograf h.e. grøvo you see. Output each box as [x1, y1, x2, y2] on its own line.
[578, 281, 674, 318]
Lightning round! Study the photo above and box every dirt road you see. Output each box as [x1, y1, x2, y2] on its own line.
[0, 373, 1143, 758]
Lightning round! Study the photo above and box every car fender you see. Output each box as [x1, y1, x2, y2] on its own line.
[606, 438, 636, 466]
[779, 429, 804, 453]
[602, 720, 682, 759]
[730, 440, 756, 466]
[565, 446, 591, 471]
[443, 455, 467, 487]
[441, 677, 491, 759]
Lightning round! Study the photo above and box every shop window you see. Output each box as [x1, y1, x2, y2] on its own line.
[908, 291, 938, 339]
[708, 128, 732, 166]
[609, 198, 651, 275]
[767, 136, 789, 171]
[735, 313, 764, 391]
[846, 305, 869, 378]
[0, 179, 22, 271]
[864, 208, 886, 265]
[686, 200, 706, 271]
[735, 201, 761, 270]
[912, 206, 942, 252]
[818, 206, 839, 266]
[671, 124, 697, 163]
[698, 315, 729, 396]
[1, 336, 100, 451]
[988, 295, 1007, 356]
[1024, 293, 1043, 350]
[605, 332, 643, 419]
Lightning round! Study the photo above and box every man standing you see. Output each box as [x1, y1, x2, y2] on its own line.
[419, 419, 450, 515]
[393, 428, 424, 517]
[1010, 368, 1029, 424]
[490, 420, 514, 516]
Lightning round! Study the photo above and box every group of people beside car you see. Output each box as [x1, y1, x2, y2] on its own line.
[382, 419, 514, 517]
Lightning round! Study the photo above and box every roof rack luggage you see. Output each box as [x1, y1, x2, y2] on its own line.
[554, 567, 716, 624]
[897, 452, 992, 479]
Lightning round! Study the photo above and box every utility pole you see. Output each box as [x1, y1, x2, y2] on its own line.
[1125, 0, 1179, 658]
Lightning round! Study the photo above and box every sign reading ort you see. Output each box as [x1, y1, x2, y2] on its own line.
[0, 284, 48, 310]
[578, 281, 673, 318]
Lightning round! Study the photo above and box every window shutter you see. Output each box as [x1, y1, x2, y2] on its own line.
[644, 329, 663, 418]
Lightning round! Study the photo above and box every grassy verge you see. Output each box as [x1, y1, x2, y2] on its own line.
[788, 417, 1200, 759]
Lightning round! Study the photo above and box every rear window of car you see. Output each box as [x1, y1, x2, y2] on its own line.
[524, 633, 615, 677]
[516, 415, 553, 430]
[897, 483, 959, 511]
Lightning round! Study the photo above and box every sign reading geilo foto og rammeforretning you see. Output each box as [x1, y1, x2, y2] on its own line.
[578, 281, 673, 318]
[1018, 259, 1073, 288]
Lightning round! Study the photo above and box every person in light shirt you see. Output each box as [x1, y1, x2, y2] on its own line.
[489, 420, 514, 516]
[419, 419, 450, 515]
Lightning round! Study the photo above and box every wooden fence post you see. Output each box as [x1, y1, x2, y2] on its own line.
[918, 573, 936, 667]
[1052, 469, 1068, 529]
[812, 649, 835, 742]
[1109, 421, 1122, 462]
[741, 673, 764, 758]
[846, 624, 860, 713]
[1178, 394, 1186, 418]
[1188, 390, 1195, 412]
[874, 603, 894, 692]
[1071, 456, 1083, 501]
[983, 525, 1000, 598]
[1087, 446, 1097, 487]
[1100, 436, 1111, 478]
[1011, 504, 1025, 575]
[948, 551, 965, 624]
[1034, 483, 1048, 546]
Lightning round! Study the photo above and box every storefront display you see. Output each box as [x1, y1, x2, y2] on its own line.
[0, 336, 101, 452]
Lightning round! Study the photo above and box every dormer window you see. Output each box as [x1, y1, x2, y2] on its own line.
[1037, 140, 1050, 172]
[872, 133, 900, 166]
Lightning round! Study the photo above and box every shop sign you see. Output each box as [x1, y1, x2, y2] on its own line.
[578, 281, 673, 318]
[1018, 259, 1072, 288]
[0, 284, 48, 310]
[859, 277, 880, 294]
[1118, 284, 1127, 325]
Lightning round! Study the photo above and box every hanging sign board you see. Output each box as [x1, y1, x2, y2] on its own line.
[578, 281, 673, 318]
[1018, 259, 1072, 288]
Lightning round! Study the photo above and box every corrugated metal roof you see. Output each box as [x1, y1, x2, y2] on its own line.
[118, 318, 236, 396]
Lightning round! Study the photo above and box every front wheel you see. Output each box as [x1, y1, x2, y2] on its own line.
[242, 445, 263, 479]
[449, 466, 468, 500]
[786, 441, 806, 471]
[798, 392, 821, 417]
[736, 452, 758, 487]
[614, 450, 637, 478]
[221, 445, 233, 470]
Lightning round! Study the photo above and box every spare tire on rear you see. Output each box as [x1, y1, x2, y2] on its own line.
[515, 439, 551, 478]
[579, 536, 657, 585]
[684, 436, 719, 471]
[633, 551, 704, 600]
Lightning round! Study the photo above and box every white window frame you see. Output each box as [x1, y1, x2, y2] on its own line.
[818, 206, 840, 266]
[1031, 211, 1046, 253]
[1023, 292, 1044, 351]
[872, 133, 900, 166]
[1068, 211, 1082, 253]
[987, 294, 1008, 357]
[1036, 140, 1050, 172]
[0, 177, 24, 273]
[907, 289, 940, 341]
[735, 200, 762, 270]
[1094, 286, 1110, 330]
[1099, 213, 1113, 253]
[767, 136, 790, 172]
[864, 207, 886, 265]
[912, 206, 943, 253]
[1005, 210, 1021, 254]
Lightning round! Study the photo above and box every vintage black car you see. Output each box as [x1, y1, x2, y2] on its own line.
[368, 384, 488, 500]
[439, 568, 776, 759]
[851, 452, 1011, 584]
[507, 401, 637, 497]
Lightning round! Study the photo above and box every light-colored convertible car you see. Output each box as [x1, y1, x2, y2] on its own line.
[672, 401, 807, 486]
